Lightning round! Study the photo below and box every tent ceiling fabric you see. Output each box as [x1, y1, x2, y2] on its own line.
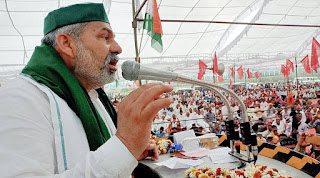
[1, 0, 320, 82]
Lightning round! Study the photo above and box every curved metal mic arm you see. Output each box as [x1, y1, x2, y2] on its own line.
[176, 75, 248, 122]
[175, 75, 257, 163]
[176, 77, 233, 121]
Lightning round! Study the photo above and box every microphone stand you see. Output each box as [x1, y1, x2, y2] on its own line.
[175, 75, 258, 163]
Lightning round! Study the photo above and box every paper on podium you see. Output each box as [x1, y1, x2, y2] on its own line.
[181, 148, 209, 158]
[208, 147, 238, 163]
[173, 130, 196, 144]
[155, 157, 204, 169]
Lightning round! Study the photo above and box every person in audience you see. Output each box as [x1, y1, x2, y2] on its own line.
[268, 125, 281, 143]
[286, 112, 308, 140]
[205, 107, 215, 125]
[272, 115, 286, 133]
[266, 136, 274, 144]
[156, 127, 167, 138]
[252, 118, 266, 133]
[168, 127, 177, 142]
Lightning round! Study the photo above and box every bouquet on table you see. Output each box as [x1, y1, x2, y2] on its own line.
[184, 164, 292, 178]
[151, 135, 173, 154]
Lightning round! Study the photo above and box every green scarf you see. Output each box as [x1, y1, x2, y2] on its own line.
[22, 44, 117, 151]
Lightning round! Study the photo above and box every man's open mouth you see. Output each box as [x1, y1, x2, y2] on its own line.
[108, 60, 118, 71]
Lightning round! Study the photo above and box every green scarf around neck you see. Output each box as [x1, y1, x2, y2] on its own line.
[22, 44, 117, 151]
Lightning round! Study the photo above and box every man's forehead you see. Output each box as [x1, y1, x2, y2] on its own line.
[86, 21, 114, 34]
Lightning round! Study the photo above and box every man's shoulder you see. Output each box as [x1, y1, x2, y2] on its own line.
[0, 76, 49, 107]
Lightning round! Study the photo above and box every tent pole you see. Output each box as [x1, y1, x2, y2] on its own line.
[245, 68, 247, 89]
[136, 18, 320, 28]
[134, 0, 148, 20]
[132, 0, 142, 86]
[295, 57, 298, 88]
[234, 61, 236, 86]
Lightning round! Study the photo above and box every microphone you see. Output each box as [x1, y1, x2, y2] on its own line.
[121, 60, 257, 163]
[121, 61, 178, 82]
[121, 60, 247, 122]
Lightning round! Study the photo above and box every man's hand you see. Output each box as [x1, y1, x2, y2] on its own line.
[115, 83, 173, 160]
[297, 133, 309, 147]
[137, 140, 159, 161]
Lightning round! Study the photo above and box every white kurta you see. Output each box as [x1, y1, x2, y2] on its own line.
[0, 75, 138, 177]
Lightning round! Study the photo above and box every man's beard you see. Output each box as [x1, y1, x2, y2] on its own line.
[74, 42, 118, 89]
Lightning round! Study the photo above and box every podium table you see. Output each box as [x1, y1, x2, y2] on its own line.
[140, 151, 312, 178]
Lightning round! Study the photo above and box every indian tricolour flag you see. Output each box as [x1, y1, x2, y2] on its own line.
[143, 0, 163, 53]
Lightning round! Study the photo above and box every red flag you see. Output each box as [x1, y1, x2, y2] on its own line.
[286, 59, 294, 72]
[281, 65, 285, 74]
[237, 66, 244, 80]
[255, 72, 259, 79]
[218, 75, 224, 82]
[301, 54, 312, 74]
[311, 37, 320, 73]
[246, 69, 253, 79]
[198, 59, 207, 80]
[281, 65, 289, 78]
[230, 78, 233, 89]
[231, 67, 234, 78]
[213, 52, 218, 74]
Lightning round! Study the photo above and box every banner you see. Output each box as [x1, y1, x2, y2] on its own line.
[286, 59, 294, 72]
[198, 59, 207, 80]
[311, 37, 320, 73]
[300, 55, 311, 74]
[213, 52, 218, 74]
[237, 66, 243, 80]
[255, 72, 259, 79]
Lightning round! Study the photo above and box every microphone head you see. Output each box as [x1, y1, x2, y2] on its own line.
[121, 61, 140, 81]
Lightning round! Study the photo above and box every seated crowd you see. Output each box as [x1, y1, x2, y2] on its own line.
[113, 82, 320, 161]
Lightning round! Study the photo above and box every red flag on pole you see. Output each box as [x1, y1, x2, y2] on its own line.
[300, 55, 312, 74]
[237, 66, 244, 80]
[218, 75, 224, 82]
[281, 65, 285, 74]
[281, 65, 289, 78]
[246, 69, 253, 79]
[230, 78, 233, 89]
[286, 59, 294, 72]
[231, 67, 234, 78]
[213, 52, 218, 74]
[198, 59, 207, 80]
[255, 72, 259, 79]
[311, 37, 320, 73]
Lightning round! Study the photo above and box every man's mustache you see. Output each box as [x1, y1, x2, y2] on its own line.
[105, 53, 119, 66]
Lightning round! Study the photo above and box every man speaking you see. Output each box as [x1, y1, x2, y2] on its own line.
[0, 3, 173, 177]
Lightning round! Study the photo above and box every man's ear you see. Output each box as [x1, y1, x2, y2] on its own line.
[55, 33, 77, 58]
[55, 33, 77, 68]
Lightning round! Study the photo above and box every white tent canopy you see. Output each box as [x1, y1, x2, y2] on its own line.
[1, 0, 320, 83]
